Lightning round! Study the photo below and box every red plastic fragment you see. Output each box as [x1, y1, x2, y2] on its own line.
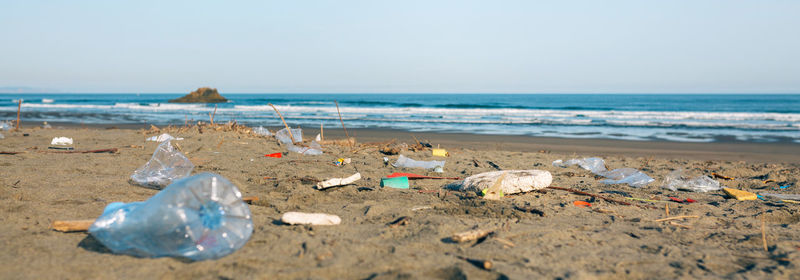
[265, 153, 282, 158]
[573, 201, 591, 208]
[685, 198, 696, 203]
[668, 197, 683, 203]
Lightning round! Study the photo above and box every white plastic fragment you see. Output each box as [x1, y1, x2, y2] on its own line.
[316, 173, 361, 190]
[554, 157, 654, 188]
[0, 121, 11, 131]
[393, 155, 445, 172]
[315, 134, 321, 141]
[146, 133, 183, 142]
[281, 212, 341, 225]
[662, 169, 721, 192]
[50, 137, 73, 145]
[452, 170, 553, 195]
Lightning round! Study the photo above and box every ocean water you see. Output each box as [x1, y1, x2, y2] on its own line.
[1, 93, 798, 143]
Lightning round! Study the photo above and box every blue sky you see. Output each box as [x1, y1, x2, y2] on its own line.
[1, 1, 798, 93]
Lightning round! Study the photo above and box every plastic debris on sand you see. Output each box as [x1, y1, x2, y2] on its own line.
[88, 173, 254, 261]
[130, 140, 195, 189]
[450, 170, 552, 195]
[281, 212, 341, 225]
[252, 126, 272, 137]
[553, 157, 654, 188]
[146, 133, 183, 142]
[316, 173, 361, 190]
[662, 169, 721, 192]
[276, 128, 323, 155]
[393, 155, 445, 172]
[51, 137, 73, 145]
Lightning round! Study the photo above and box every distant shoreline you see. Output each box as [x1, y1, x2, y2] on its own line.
[13, 120, 800, 164]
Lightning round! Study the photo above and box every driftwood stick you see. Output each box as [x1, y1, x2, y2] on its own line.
[451, 228, 494, 242]
[44, 148, 118, 154]
[209, 104, 217, 125]
[547, 186, 634, 206]
[52, 220, 95, 232]
[653, 215, 700, 222]
[1, 151, 24, 155]
[268, 103, 296, 143]
[16, 99, 22, 131]
[761, 215, 768, 252]
[334, 101, 350, 145]
[320, 123, 324, 141]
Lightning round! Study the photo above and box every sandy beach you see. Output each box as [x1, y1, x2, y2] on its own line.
[1, 124, 799, 279]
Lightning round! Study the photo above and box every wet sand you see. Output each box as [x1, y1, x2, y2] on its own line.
[1, 125, 799, 279]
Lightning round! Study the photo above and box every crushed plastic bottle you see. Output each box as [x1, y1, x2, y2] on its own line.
[554, 157, 654, 188]
[275, 128, 302, 144]
[89, 173, 253, 261]
[393, 155, 445, 172]
[252, 126, 272, 137]
[662, 169, 721, 192]
[130, 140, 194, 189]
[451, 170, 552, 195]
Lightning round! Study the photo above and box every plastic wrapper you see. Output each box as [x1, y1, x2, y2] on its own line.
[281, 212, 341, 225]
[89, 173, 253, 261]
[392, 155, 445, 172]
[451, 170, 552, 195]
[252, 126, 272, 137]
[51, 137, 73, 145]
[554, 157, 654, 188]
[275, 128, 302, 144]
[130, 140, 194, 189]
[662, 169, 721, 192]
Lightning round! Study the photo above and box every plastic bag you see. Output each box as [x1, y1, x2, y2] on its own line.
[393, 155, 445, 172]
[275, 128, 302, 144]
[89, 173, 253, 261]
[252, 126, 271, 137]
[662, 169, 721, 192]
[130, 140, 194, 189]
[554, 157, 654, 188]
[451, 170, 552, 195]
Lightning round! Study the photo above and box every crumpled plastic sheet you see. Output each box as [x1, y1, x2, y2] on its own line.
[393, 155, 445, 172]
[252, 126, 271, 137]
[146, 133, 183, 142]
[89, 173, 254, 261]
[287, 140, 323, 155]
[130, 140, 195, 189]
[662, 169, 721, 192]
[275, 128, 302, 144]
[450, 170, 552, 195]
[553, 157, 654, 188]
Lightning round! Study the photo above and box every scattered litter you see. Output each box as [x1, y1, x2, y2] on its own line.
[668, 197, 696, 203]
[573, 201, 592, 207]
[316, 173, 361, 190]
[252, 126, 271, 137]
[553, 157, 654, 188]
[381, 176, 409, 189]
[385, 172, 459, 180]
[662, 169, 721, 192]
[50, 137, 73, 146]
[393, 155, 445, 172]
[287, 141, 323, 155]
[432, 148, 449, 157]
[275, 128, 323, 155]
[281, 212, 341, 225]
[146, 133, 183, 142]
[450, 170, 552, 196]
[722, 188, 758, 201]
[130, 140, 194, 189]
[88, 173, 254, 261]
[42, 122, 52, 129]
[712, 172, 735, 180]
[333, 158, 351, 166]
[265, 153, 282, 158]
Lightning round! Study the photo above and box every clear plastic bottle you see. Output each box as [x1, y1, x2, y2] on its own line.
[89, 173, 254, 261]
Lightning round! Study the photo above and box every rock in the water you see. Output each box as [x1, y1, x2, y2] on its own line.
[169, 87, 228, 103]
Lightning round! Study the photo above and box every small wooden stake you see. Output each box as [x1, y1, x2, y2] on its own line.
[15, 99, 22, 131]
[52, 220, 94, 232]
[320, 123, 324, 141]
[333, 101, 350, 145]
[269, 103, 296, 143]
[665, 203, 670, 216]
[209, 104, 217, 125]
[761, 215, 768, 252]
